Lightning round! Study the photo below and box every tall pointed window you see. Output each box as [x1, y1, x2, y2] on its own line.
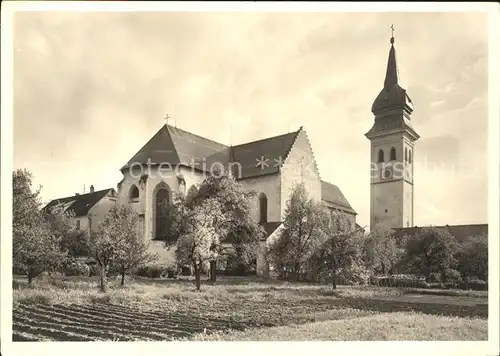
[259, 193, 268, 223]
[390, 147, 396, 161]
[408, 149, 412, 164]
[405, 147, 408, 162]
[377, 149, 385, 163]
[155, 188, 169, 241]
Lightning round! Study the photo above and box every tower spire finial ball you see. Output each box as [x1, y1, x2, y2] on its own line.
[390, 24, 395, 44]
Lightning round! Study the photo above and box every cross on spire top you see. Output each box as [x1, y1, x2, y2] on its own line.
[165, 113, 170, 124]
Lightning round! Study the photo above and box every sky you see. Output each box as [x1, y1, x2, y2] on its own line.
[12, 11, 489, 229]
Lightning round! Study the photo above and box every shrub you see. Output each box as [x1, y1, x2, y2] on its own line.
[62, 261, 90, 277]
[134, 264, 169, 279]
[179, 265, 193, 276]
[459, 279, 488, 291]
[224, 261, 256, 276]
[165, 265, 179, 279]
[444, 269, 462, 283]
[427, 272, 442, 283]
[369, 275, 428, 288]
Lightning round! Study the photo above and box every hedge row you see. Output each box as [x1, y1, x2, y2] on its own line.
[369, 275, 488, 291]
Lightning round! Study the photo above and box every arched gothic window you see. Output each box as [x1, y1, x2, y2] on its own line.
[259, 193, 268, 223]
[390, 147, 396, 161]
[408, 149, 412, 164]
[377, 149, 385, 163]
[405, 147, 408, 162]
[129, 185, 139, 202]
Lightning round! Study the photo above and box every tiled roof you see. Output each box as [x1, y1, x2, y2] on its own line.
[122, 124, 301, 179]
[121, 125, 227, 171]
[121, 126, 179, 170]
[393, 224, 488, 242]
[168, 125, 228, 167]
[42, 189, 114, 217]
[321, 180, 356, 214]
[230, 130, 300, 179]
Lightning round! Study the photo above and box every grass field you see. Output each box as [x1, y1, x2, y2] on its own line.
[12, 275, 488, 341]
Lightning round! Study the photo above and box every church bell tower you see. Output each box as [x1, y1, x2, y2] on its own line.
[365, 29, 420, 230]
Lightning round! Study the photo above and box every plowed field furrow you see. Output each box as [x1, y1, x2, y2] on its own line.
[74, 304, 167, 322]
[62, 303, 167, 323]
[12, 330, 45, 342]
[86, 303, 251, 330]
[14, 306, 156, 339]
[14, 306, 181, 340]
[13, 314, 135, 341]
[16, 304, 143, 329]
[37, 304, 198, 334]
[18, 304, 148, 327]
[73, 304, 225, 331]
[92, 303, 255, 328]
[25, 304, 158, 326]
[13, 322, 95, 341]
[15, 304, 205, 338]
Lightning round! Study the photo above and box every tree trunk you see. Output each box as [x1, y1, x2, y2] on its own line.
[99, 264, 109, 293]
[28, 273, 33, 285]
[120, 270, 126, 286]
[194, 264, 201, 291]
[332, 275, 337, 289]
[210, 261, 217, 282]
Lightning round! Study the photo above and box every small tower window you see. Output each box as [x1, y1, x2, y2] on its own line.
[408, 149, 412, 164]
[405, 147, 408, 162]
[377, 149, 385, 163]
[390, 147, 396, 161]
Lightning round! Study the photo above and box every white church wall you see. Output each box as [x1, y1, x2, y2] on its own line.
[238, 174, 281, 223]
[280, 129, 322, 219]
[116, 166, 147, 215]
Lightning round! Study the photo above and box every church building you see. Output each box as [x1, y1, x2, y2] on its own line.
[114, 122, 357, 273]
